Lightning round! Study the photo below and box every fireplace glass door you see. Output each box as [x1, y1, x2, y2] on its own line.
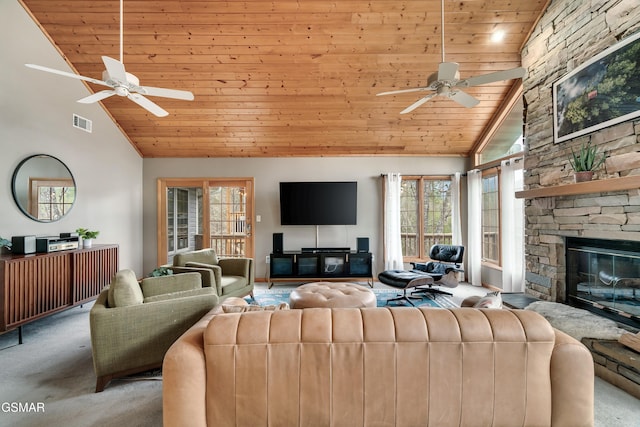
[566, 237, 640, 327]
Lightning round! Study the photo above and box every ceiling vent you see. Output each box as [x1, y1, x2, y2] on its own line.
[72, 114, 92, 133]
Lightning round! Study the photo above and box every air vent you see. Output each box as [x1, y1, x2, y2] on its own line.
[72, 114, 92, 133]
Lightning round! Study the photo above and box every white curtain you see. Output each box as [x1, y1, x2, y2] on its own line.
[383, 173, 404, 270]
[500, 159, 525, 292]
[451, 172, 462, 246]
[466, 169, 482, 286]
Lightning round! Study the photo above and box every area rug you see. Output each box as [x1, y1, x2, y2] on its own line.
[247, 288, 457, 309]
[525, 301, 628, 341]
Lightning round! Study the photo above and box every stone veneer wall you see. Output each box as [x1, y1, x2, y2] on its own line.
[521, 0, 640, 302]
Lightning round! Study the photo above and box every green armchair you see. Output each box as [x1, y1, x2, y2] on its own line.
[172, 248, 254, 301]
[90, 269, 218, 392]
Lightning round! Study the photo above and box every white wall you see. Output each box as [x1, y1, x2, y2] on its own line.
[143, 157, 469, 278]
[0, 1, 143, 274]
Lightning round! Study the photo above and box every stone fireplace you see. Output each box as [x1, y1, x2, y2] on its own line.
[520, 184, 640, 328]
[566, 237, 640, 327]
[520, 0, 640, 327]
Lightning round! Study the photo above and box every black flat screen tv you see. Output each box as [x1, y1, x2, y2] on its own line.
[280, 181, 357, 225]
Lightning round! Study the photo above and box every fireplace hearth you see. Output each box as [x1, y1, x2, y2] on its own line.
[566, 237, 640, 329]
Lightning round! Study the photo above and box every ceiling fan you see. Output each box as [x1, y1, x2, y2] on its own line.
[376, 0, 526, 114]
[24, 0, 193, 117]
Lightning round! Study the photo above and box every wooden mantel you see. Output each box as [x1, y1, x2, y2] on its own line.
[515, 175, 640, 199]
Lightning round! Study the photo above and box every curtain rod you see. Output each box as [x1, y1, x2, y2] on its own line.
[379, 153, 523, 178]
[471, 153, 523, 172]
[379, 173, 457, 178]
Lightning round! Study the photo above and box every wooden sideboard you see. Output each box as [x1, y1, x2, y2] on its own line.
[0, 244, 118, 335]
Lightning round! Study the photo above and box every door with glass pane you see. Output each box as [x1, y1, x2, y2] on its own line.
[167, 187, 203, 257]
[157, 178, 254, 267]
[208, 183, 252, 257]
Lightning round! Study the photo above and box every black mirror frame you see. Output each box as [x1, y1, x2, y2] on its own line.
[11, 154, 77, 223]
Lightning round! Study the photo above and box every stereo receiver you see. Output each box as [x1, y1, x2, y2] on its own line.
[36, 236, 80, 253]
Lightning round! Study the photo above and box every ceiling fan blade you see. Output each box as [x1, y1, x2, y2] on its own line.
[77, 90, 117, 104]
[25, 63, 110, 87]
[438, 62, 459, 81]
[449, 90, 480, 108]
[101, 55, 128, 82]
[127, 93, 169, 117]
[457, 67, 526, 88]
[400, 93, 438, 114]
[137, 85, 195, 101]
[377, 87, 431, 97]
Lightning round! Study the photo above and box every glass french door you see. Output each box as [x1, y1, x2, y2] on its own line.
[167, 187, 202, 254]
[157, 178, 254, 266]
[208, 184, 250, 257]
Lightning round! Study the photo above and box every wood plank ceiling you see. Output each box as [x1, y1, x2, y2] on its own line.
[19, 0, 547, 158]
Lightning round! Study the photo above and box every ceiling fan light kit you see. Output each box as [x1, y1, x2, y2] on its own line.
[24, 0, 193, 117]
[377, 0, 526, 114]
[491, 30, 506, 43]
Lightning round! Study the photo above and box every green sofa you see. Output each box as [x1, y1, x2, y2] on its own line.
[172, 248, 254, 301]
[89, 269, 218, 392]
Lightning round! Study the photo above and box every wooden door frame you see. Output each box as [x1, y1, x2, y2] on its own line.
[156, 177, 255, 267]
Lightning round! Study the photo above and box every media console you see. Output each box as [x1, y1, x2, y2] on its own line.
[268, 250, 373, 288]
[0, 244, 119, 342]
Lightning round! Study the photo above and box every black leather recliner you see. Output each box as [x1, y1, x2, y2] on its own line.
[411, 244, 465, 297]
[378, 244, 465, 305]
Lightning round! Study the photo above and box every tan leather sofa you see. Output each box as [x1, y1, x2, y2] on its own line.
[163, 307, 594, 427]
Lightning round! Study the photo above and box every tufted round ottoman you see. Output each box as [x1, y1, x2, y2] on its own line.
[289, 282, 377, 309]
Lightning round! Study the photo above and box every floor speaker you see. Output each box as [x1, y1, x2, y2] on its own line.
[357, 237, 369, 253]
[273, 233, 283, 254]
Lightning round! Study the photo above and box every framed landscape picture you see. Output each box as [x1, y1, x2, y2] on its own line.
[553, 31, 640, 143]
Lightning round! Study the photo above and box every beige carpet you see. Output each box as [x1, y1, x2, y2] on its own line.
[1, 283, 639, 426]
[0, 304, 162, 427]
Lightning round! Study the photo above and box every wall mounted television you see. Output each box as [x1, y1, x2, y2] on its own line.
[279, 181, 357, 225]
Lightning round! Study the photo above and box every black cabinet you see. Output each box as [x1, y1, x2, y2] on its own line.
[268, 251, 373, 288]
[348, 253, 372, 276]
[297, 253, 321, 276]
[270, 254, 295, 276]
[320, 254, 347, 276]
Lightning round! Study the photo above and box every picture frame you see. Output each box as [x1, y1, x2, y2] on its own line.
[553, 31, 640, 143]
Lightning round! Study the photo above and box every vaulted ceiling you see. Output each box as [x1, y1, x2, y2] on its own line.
[19, 0, 548, 158]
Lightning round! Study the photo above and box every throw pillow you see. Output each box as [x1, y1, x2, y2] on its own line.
[221, 302, 289, 313]
[107, 269, 144, 307]
[473, 291, 502, 309]
[180, 249, 218, 266]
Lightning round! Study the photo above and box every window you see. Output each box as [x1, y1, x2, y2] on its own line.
[400, 177, 452, 261]
[477, 96, 524, 164]
[482, 171, 500, 264]
[167, 188, 191, 254]
[400, 180, 419, 257]
[29, 179, 75, 221]
[176, 189, 190, 251]
[473, 86, 524, 274]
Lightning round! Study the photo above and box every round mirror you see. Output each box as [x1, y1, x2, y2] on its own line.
[11, 154, 76, 222]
